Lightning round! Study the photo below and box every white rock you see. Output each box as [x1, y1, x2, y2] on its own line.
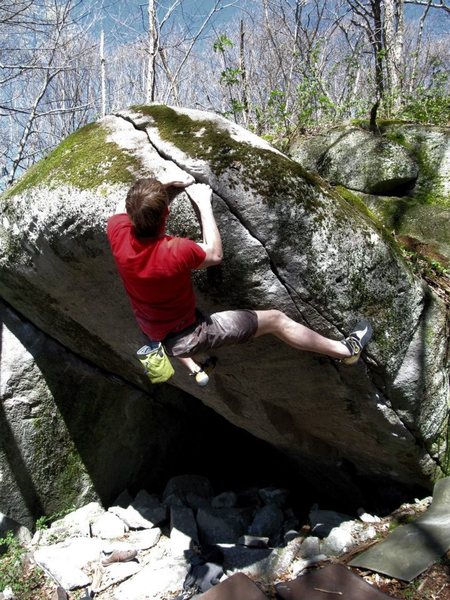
[2, 586, 16, 600]
[297, 536, 321, 558]
[321, 525, 354, 556]
[109, 505, 154, 530]
[101, 528, 161, 554]
[113, 559, 187, 600]
[170, 506, 198, 558]
[128, 528, 161, 551]
[92, 561, 141, 594]
[41, 503, 105, 545]
[91, 512, 128, 539]
[34, 538, 103, 590]
[357, 508, 381, 523]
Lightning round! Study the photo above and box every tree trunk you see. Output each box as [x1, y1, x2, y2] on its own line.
[239, 19, 249, 126]
[100, 29, 106, 118]
[369, 98, 380, 132]
[146, 0, 157, 103]
[384, 0, 404, 112]
[371, 0, 384, 104]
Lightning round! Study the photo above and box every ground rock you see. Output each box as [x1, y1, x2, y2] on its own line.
[91, 512, 128, 539]
[238, 535, 270, 548]
[108, 505, 154, 530]
[211, 492, 237, 508]
[170, 506, 198, 557]
[163, 475, 215, 503]
[131, 490, 167, 527]
[101, 528, 161, 552]
[0, 513, 31, 545]
[296, 536, 321, 559]
[0, 587, 16, 600]
[248, 504, 284, 542]
[197, 508, 253, 545]
[34, 503, 105, 546]
[259, 487, 289, 507]
[186, 493, 211, 509]
[321, 524, 355, 555]
[92, 561, 141, 594]
[309, 506, 353, 538]
[34, 537, 103, 589]
[221, 537, 304, 584]
[113, 558, 187, 600]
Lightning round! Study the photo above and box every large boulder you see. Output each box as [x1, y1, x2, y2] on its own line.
[0, 107, 448, 508]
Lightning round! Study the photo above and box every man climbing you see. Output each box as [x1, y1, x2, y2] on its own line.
[107, 177, 372, 385]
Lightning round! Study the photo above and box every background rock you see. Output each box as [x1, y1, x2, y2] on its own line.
[291, 123, 450, 265]
[292, 126, 419, 194]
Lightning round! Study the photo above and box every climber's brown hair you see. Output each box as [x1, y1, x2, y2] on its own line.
[125, 178, 169, 238]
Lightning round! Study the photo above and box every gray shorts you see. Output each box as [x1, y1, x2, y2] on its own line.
[163, 310, 258, 358]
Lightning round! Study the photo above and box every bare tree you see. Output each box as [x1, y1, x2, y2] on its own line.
[384, 0, 404, 110]
[146, 0, 158, 103]
[1, 0, 100, 185]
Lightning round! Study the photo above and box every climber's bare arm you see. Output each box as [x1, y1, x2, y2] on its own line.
[186, 183, 223, 268]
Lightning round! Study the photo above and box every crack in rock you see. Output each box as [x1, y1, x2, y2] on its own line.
[114, 112, 340, 335]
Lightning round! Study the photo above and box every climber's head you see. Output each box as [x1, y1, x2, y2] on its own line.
[125, 178, 169, 238]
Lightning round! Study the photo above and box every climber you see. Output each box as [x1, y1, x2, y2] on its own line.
[107, 177, 372, 386]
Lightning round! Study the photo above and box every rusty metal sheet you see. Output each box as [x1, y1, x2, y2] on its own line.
[197, 572, 269, 599]
[350, 476, 450, 581]
[275, 564, 397, 599]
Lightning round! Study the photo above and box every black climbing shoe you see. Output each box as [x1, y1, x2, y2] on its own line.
[341, 320, 372, 365]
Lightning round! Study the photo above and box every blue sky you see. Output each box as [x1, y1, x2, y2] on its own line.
[95, 0, 244, 46]
[93, 0, 448, 46]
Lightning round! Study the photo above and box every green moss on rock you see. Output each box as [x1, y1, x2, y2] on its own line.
[4, 122, 139, 198]
[134, 104, 321, 207]
[32, 404, 88, 513]
[382, 126, 449, 208]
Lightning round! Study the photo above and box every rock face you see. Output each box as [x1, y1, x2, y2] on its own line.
[1, 107, 449, 521]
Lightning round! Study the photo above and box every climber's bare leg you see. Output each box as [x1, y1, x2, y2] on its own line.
[176, 356, 201, 374]
[254, 310, 351, 359]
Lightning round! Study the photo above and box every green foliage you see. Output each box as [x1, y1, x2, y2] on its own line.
[403, 71, 450, 126]
[212, 34, 244, 122]
[35, 505, 76, 531]
[220, 67, 242, 86]
[399, 245, 449, 280]
[296, 77, 336, 128]
[0, 532, 45, 599]
[254, 89, 295, 151]
[213, 34, 233, 53]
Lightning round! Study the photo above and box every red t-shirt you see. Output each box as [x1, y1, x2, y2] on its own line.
[107, 214, 206, 340]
